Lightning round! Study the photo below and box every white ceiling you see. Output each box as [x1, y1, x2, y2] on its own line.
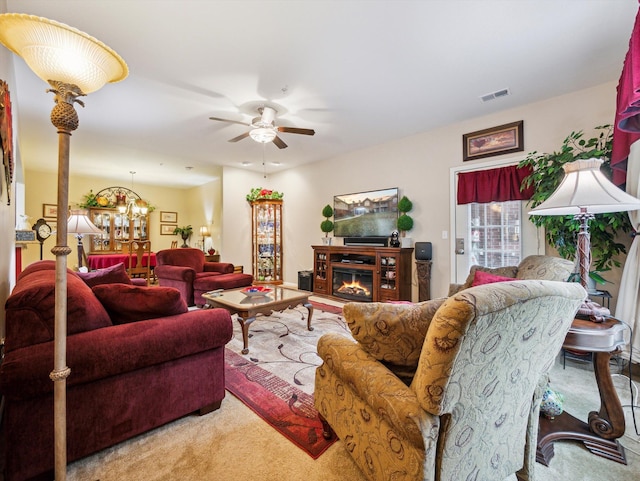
[4, 0, 638, 188]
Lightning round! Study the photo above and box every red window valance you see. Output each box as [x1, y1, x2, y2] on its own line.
[457, 164, 534, 205]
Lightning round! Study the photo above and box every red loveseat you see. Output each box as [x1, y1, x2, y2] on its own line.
[0, 261, 233, 481]
[155, 248, 253, 306]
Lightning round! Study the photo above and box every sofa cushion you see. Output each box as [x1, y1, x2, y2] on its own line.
[460, 264, 519, 291]
[471, 269, 514, 287]
[76, 262, 132, 287]
[4, 269, 112, 352]
[92, 284, 188, 324]
[193, 273, 254, 291]
[516, 255, 574, 281]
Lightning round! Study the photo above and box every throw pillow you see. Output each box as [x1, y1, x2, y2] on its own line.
[77, 262, 132, 288]
[471, 269, 514, 287]
[461, 264, 519, 290]
[92, 284, 188, 324]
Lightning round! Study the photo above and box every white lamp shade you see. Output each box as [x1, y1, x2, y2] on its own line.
[0, 13, 128, 93]
[67, 209, 102, 234]
[529, 158, 640, 216]
[249, 127, 277, 143]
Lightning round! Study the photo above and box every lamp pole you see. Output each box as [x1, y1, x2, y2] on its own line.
[48, 80, 86, 478]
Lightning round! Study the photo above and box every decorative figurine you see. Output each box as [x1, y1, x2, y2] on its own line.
[390, 230, 400, 247]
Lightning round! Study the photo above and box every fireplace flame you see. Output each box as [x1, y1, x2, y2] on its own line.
[337, 280, 371, 297]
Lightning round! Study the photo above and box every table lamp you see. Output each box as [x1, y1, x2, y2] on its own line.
[67, 209, 102, 269]
[529, 158, 640, 291]
[0, 13, 127, 480]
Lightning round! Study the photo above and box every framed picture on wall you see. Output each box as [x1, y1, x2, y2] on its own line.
[462, 121, 524, 161]
[161, 224, 176, 235]
[43, 203, 57, 218]
[160, 211, 178, 223]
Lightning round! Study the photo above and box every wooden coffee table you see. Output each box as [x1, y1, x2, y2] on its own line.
[201, 286, 314, 354]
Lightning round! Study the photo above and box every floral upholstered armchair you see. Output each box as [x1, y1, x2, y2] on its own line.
[448, 254, 574, 296]
[314, 280, 586, 481]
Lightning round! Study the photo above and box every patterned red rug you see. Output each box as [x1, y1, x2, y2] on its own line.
[224, 300, 345, 459]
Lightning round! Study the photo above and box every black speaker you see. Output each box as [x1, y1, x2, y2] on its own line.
[415, 241, 432, 260]
[298, 270, 313, 292]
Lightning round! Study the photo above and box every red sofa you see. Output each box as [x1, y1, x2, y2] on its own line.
[0, 261, 233, 481]
[155, 248, 253, 306]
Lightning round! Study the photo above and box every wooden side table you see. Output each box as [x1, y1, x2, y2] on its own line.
[537, 317, 628, 466]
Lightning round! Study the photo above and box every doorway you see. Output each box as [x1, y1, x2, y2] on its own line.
[450, 158, 544, 284]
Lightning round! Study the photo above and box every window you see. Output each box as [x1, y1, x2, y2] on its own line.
[468, 200, 522, 268]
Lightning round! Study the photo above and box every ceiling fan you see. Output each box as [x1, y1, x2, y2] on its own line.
[209, 106, 315, 149]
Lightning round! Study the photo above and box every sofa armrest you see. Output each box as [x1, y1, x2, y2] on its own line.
[203, 262, 234, 274]
[154, 264, 196, 282]
[317, 332, 434, 448]
[0, 308, 232, 401]
[448, 283, 463, 296]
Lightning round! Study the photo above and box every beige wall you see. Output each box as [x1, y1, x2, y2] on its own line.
[22, 169, 223, 268]
[221, 81, 624, 304]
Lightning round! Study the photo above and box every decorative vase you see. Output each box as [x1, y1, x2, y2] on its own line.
[540, 386, 564, 419]
[400, 237, 412, 248]
[181, 234, 189, 248]
[322, 237, 332, 246]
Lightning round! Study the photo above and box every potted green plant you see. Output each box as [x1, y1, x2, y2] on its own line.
[320, 204, 334, 245]
[519, 125, 632, 287]
[397, 195, 414, 247]
[173, 225, 193, 248]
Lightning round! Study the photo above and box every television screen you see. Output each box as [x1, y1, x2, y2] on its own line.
[333, 187, 399, 237]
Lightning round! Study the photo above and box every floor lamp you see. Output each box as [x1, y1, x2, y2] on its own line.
[67, 209, 102, 269]
[0, 13, 127, 481]
[529, 158, 640, 292]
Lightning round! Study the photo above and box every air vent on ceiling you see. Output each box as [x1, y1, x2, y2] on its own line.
[480, 88, 511, 102]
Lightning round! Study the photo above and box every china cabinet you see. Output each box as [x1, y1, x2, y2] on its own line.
[88, 208, 149, 253]
[251, 199, 283, 284]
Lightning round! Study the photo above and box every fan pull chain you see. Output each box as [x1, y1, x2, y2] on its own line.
[263, 142, 267, 179]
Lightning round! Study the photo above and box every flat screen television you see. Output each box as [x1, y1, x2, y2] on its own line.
[333, 187, 399, 238]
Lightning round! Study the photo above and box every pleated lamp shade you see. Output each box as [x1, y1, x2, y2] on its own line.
[529, 158, 640, 216]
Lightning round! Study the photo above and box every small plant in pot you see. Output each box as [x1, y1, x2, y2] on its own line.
[173, 225, 193, 248]
[320, 204, 334, 245]
[397, 196, 414, 247]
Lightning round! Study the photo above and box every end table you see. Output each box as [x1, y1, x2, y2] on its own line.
[537, 317, 628, 465]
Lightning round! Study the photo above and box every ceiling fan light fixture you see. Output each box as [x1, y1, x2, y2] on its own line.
[249, 127, 277, 143]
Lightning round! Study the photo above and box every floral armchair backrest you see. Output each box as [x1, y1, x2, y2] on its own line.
[410, 280, 585, 480]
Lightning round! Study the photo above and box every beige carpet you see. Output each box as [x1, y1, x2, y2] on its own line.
[66, 298, 640, 481]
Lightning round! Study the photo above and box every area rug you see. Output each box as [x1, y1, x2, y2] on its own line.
[224, 300, 348, 459]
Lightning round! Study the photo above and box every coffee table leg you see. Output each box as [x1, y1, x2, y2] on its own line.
[303, 302, 314, 331]
[236, 315, 255, 354]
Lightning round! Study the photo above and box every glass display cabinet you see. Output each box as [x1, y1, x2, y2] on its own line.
[251, 199, 283, 284]
[89, 207, 149, 253]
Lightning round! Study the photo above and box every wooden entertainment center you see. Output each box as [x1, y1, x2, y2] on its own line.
[312, 245, 413, 302]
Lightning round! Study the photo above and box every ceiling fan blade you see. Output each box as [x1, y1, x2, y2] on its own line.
[228, 132, 250, 143]
[272, 136, 288, 149]
[277, 126, 315, 136]
[209, 117, 249, 126]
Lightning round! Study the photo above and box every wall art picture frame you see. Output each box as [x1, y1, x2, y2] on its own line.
[161, 224, 176, 235]
[160, 211, 178, 223]
[43, 203, 58, 218]
[1, 79, 14, 205]
[462, 120, 524, 161]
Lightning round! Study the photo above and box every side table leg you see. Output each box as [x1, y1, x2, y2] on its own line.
[236, 315, 255, 354]
[303, 301, 314, 331]
[588, 351, 626, 439]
